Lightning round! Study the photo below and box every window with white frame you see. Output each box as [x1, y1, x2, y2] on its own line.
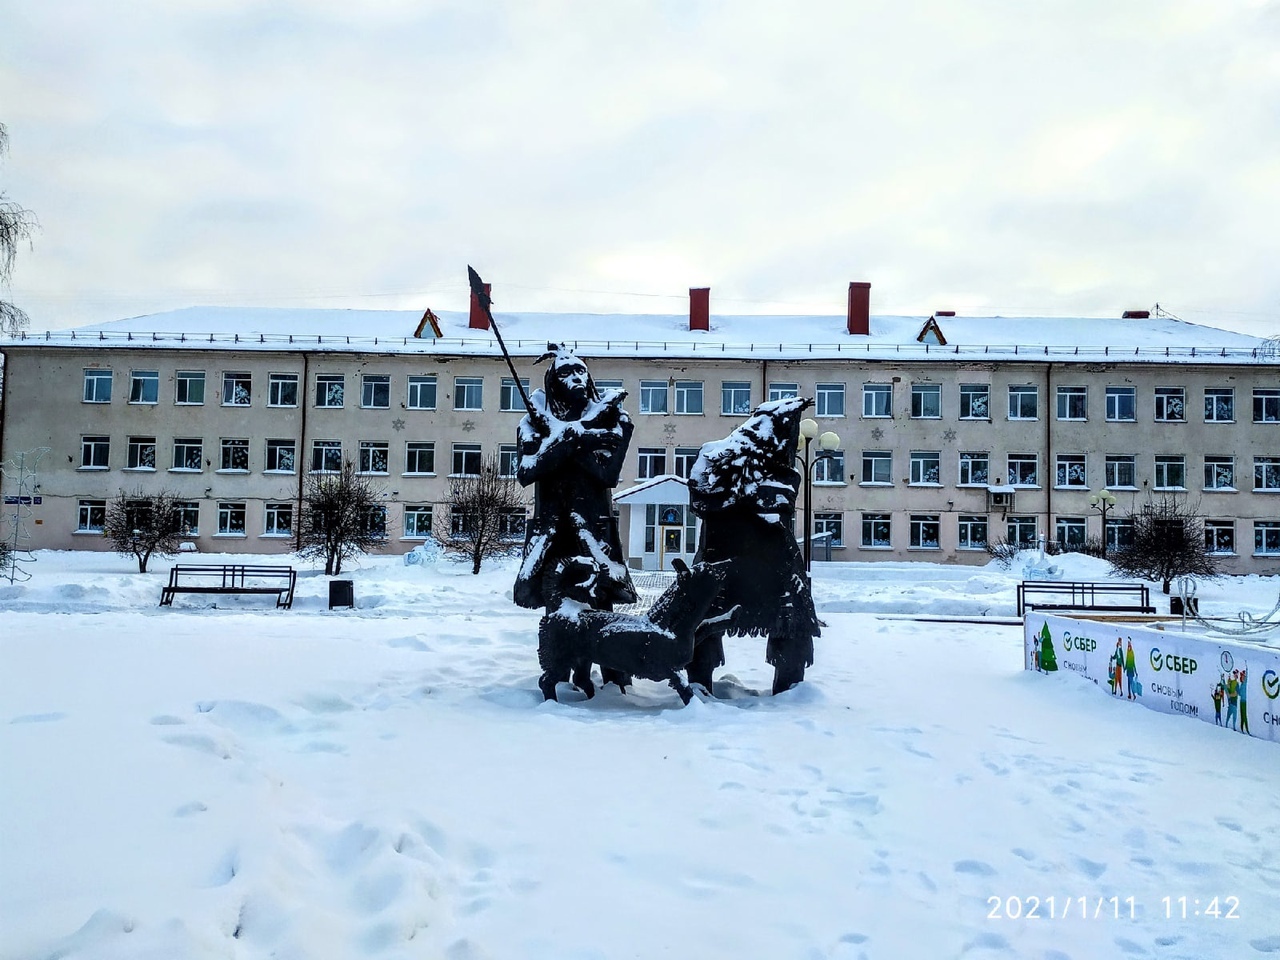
[1055, 517, 1086, 549]
[910, 514, 940, 549]
[129, 370, 160, 404]
[500, 378, 530, 412]
[674, 380, 704, 414]
[498, 444, 519, 478]
[217, 501, 246, 535]
[861, 450, 892, 485]
[1255, 521, 1280, 555]
[454, 376, 483, 411]
[1154, 386, 1186, 422]
[815, 383, 845, 417]
[222, 372, 251, 406]
[263, 502, 293, 537]
[1007, 516, 1038, 546]
[637, 447, 666, 479]
[359, 441, 389, 474]
[361, 506, 388, 539]
[1204, 456, 1235, 490]
[639, 380, 668, 414]
[1055, 454, 1087, 488]
[311, 439, 342, 473]
[77, 499, 106, 533]
[768, 382, 799, 402]
[959, 384, 989, 420]
[1255, 456, 1280, 491]
[175, 501, 199, 536]
[1007, 453, 1038, 486]
[1154, 454, 1186, 489]
[1205, 520, 1235, 555]
[1105, 386, 1135, 421]
[451, 506, 476, 538]
[175, 370, 204, 405]
[594, 378, 623, 392]
[83, 369, 113, 403]
[81, 435, 109, 469]
[498, 508, 526, 540]
[1056, 385, 1087, 420]
[403, 505, 433, 539]
[861, 513, 891, 548]
[721, 381, 752, 415]
[126, 436, 157, 470]
[813, 512, 844, 547]
[268, 373, 298, 407]
[673, 447, 700, 479]
[1008, 384, 1038, 419]
[1107, 518, 1135, 552]
[361, 374, 390, 409]
[407, 375, 437, 410]
[265, 439, 296, 473]
[957, 515, 988, 550]
[451, 443, 482, 476]
[910, 451, 941, 485]
[316, 374, 344, 408]
[405, 441, 435, 475]
[1105, 454, 1136, 488]
[220, 438, 249, 472]
[958, 452, 989, 486]
[911, 383, 941, 419]
[1255, 389, 1280, 423]
[172, 438, 203, 472]
[1205, 387, 1234, 422]
[863, 383, 892, 418]
[813, 451, 845, 484]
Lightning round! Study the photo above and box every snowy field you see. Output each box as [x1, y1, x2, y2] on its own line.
[2, 549, 1278, 960]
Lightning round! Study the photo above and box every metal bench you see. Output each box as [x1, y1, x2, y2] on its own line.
[160, 564, 297, 609]
[1016, 580, 1155, 617]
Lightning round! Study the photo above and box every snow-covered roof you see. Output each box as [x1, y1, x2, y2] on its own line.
[613, 475, 690, 505]
[4, 304, 1276, 365]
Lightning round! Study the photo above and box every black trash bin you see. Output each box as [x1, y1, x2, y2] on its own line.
[329, 579, 355, 610]
[1170, 596, 1198, 616]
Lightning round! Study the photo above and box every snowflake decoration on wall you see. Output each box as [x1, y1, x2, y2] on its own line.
[461, 420, 476, 433]
[392, 418, 406, 432]
[663, 423, 677, 436]
[943, 429, 957, 442]
[870, 427, 884, 441]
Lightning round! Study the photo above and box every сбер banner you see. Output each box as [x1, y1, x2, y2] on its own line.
[1024, 613, 1280, 743]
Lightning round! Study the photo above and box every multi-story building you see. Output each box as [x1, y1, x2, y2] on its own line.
[2, 284, 1278, 574]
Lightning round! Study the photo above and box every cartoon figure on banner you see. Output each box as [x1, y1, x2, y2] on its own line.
[1124, 639, 1139, 699]
[1212, 679, 1225, 725]
[1225, 670, 1240, 730]
[1238, 667, 1250, 734]
[1109, 638, 1124, 697]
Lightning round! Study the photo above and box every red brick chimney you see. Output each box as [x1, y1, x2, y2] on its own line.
[847, 281, 870, 335]
[469, 282, 492, 330]
[689, 287, 710, 331]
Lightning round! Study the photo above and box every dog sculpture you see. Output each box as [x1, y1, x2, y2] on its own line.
[539, 558, 737, 704]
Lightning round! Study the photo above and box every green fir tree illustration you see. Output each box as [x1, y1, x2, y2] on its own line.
[1038, 623, 1059, 672]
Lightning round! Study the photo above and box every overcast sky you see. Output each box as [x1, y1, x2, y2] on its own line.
[2, 0, 1278, 337]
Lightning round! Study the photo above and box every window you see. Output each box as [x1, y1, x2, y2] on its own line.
[316, 374, 345, 408]
[1205, 520, 1235, 555]
[172, 438, 203, 472]
[815, 383, 845, 417]
[1055, 517, 1086, 549]
[175, 501, 199, 536]
[451, 506, 476, 538]
[129, 370, 159, 404]
[81, 435, 109, 469]
[1154, 455, 1186, 490]
[910, 514, 940, 549]
[861, 450, 892, 485]
[1055, 454, 1087, 488]
[674, 380, 704, 415]
[959, 384, 989, 420]
[1102, 386, 1135, 422]
[1007, 453, 1038, 487]
[861, 513, 891, 548]
[1255, 456, 1280, 491]
[500, 378, 530, 412]
[1256, 521, 1280, 555]
[813, 451, 845, 484]
[311, 440, 343, 473]
[1008, 385, 1038, 420]
[911, 384, 941, 419]
[673, 447, 700, 479]
[1254, 389, 1280, 423]
[639, 380, 668, 414]
[1105, 454, 1136, 489]
[403, 505, 433, 539]
[958, 452, 989, 486]
[361, 506, 388, 539]
[263, 503, 293, 537]
[405, 441, 435, 475]
[361, 374, 390, 409]
[721, 381, 752, 415]
[1056, 386, 1087, 420]
[499, 444, 519, 478]
[594, 378, 623, 392]
[76, 499, 106, 533]
[498, 508, 526, 540]
[359, 441, 389, 474]
[1205, 388, 1234, 422]
[1007, 516, 1038, 546]
[768, 382, 799, 402]
[220, 438, 249, 472]
[222, 372, 252, 406]
[268, 373, 298, 407]
[1204, 456, 1235, 491]
[813, 512, 844, 548]
[83, 369, 112, 403]
[217, 502, 246, 536]
[1107, 518, 1135, 552]
[1154, 386, 1185, 422]
[454, 377, 483, 411]
[407, 375, 437, 410]
[451, 443, 481, 476]
[910, 451, 941, 485]
[957, 515, 988, 550]
[637, 447, 666, 479]
[265, 439, 296, 473]
[126, 436, 157, 470]
[175, 370, 204, 405]
[863, 384, 893, 418]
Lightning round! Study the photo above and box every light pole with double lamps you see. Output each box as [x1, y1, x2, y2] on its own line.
[1089, 488, 1118, 558]
[798, 418, 842, 572]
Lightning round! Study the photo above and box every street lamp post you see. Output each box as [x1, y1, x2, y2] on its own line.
[1089, 488, 1118, 558]
[798, 418, 842, 572]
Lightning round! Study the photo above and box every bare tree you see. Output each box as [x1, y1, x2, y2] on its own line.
[104, 488, 185, 573]
[0, 122, 37, 335]
[299, 459, 387, 575]
[1109, 495, 1219, 594]
[436, 453, 528, 574]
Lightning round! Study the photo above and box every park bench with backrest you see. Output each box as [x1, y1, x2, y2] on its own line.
[160, 564, 297, 609]
[1016, 580, 1155, 617]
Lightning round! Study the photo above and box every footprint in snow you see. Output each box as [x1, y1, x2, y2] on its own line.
[953, 859, 997, 877]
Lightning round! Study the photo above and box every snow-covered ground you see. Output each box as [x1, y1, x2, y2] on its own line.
[2, 550, 1278, 960]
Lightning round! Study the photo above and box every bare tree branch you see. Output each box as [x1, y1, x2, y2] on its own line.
[435, 453, 528, 574]
[298, 459, 387, 576]
[104, 488, 186, 573]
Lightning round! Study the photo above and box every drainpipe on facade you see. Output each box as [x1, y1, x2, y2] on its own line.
[295, 351, 310, 553]
[1044, 361, 1052, 548]
[760, 359, 768, 409]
